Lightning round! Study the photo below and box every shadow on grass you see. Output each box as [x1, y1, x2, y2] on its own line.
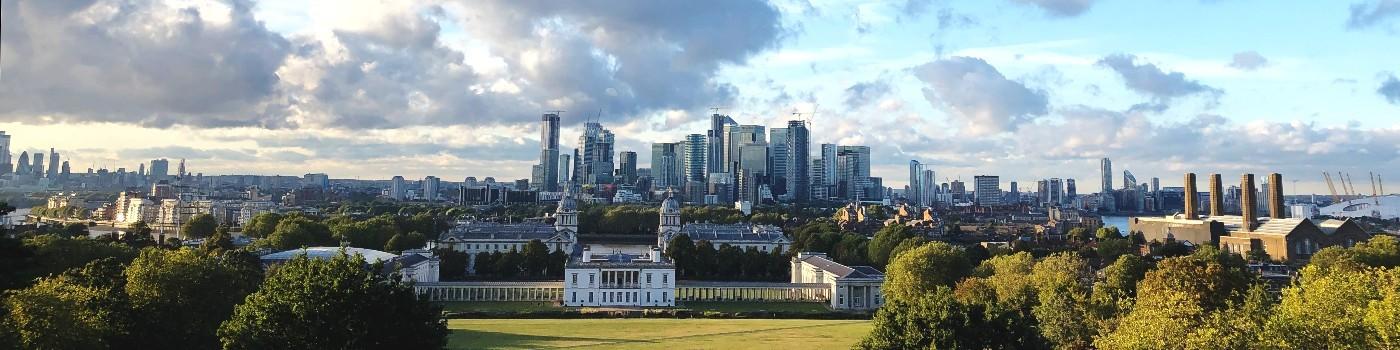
[449, 329, 652, 349]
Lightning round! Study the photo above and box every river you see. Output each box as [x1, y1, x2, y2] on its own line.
[1102, 215, 1131, 236]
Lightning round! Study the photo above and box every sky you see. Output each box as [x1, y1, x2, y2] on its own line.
[2, 0, 1398, 194]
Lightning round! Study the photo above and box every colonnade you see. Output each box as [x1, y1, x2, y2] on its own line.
[417, 284, 564, 302]
[674, 285, 830, 302]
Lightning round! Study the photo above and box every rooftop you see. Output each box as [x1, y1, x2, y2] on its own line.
[680, 223, 786, 243]
[441, 222, 558, 241]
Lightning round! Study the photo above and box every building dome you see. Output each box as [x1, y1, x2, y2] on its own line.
[557, 193, 578, 212]
[660, 191, 681, 214]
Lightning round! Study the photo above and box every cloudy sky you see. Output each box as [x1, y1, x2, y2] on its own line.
[2, 0, 1398, 194]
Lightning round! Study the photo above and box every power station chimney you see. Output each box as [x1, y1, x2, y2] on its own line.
[1209, 174, 1224, 217]
[1184, 173, 1199, 220]
[1240, 174, 1257, 232]
[1268, 173, 1285, 219]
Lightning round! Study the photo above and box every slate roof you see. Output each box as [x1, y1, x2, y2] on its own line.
[797, 254, 884, 279]
[680, 223, 788, 243]
[439, 222, 561, 241]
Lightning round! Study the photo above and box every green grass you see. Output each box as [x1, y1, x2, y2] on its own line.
[447, 318, 872, 349]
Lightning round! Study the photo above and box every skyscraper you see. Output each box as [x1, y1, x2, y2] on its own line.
[32, 152, 44, 176]
[909, 160, 923, 205]
[835, 146, 870, 201]
[558, 154, 571, 186]
[1065, 179, 1077, 199]
[0, 131, 10, 174]
[706, 114, 736, 180]
[974, 175, 1001, 206]
[15, 151, 29, 174]
[651, 142, 680, 189]
[1049, 178, 1064, 205]
[786, 120, 810, 202]
[390, 176, 406, 201]
[423, 176, 441, 201]
[821, 144, 838, 199]
[537, 113, 561, 192]
[574, 122, 615, 185]
[921, 169, 936, 206]
[769, 127, 789, 197]
[682, 134, 706, 184]
[1100, 158, 1113, 193]
[175, 158, 185, 178]
[722, 124, 765, 174]
[617, 151, 637, 185]
[149, 159, 170, 181]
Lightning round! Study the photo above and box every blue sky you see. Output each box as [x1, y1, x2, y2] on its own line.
[1, 0, 1397, 193]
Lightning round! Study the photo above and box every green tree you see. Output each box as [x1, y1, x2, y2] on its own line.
[868, 224, 917, 268]
[1029, 253, 1095, 350]
[1067, 227, 1090, 244]
[124, 248, 261, 349]
[1095, 226, 1123, 241]
[11, 235, 137, 289]
[1260, 265, 1400, 349]
[1095, 246, 1257, 349]
[666, 235, 698, 278]
[217, 251, 447, 349]
[3, 258, 131, 349]
[858, 287, 977, 349]
[884, 241, 972, 303]
[200, 224, 235, 253]
[521, 239, 550, 277]
[258, 216, 334, 251]
[241, 212, 284, 239]
[122, 221, 157, 248]
[888, 237, 928, 263]
[181, 213, 218, 239]
[1096, 238, 1137, 264]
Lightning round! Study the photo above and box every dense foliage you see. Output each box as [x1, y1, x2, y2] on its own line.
[665, 235, 790, 281]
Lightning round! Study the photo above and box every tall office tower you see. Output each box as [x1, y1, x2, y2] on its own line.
[537, 113, 561, 191]
[617, 151, 637, 184]
[423, 176, 441, 201]
[921, 169, 936, 205]
[1122, 170, 1137, 190]
[149, 159, 170, 181]
[1049, 178, 1064, 204]
[974, 175, 1001, 206]
[737, 144, 770, 202]
[15, 151, 29, 174]
[0, 131, 10, 174]
[1151, 177, 1160, 193]
[1183, 173, 1199, 219]
[1009, 181, 1019, 203]
[683, 134, 706, 184]
[1101, 158, 1113, 193]
[175, 158, 185, 178]
[574, 122, 615, 185]
[835, 146, 871, 201]
[820, 144, 837, 197]
[1065, 179, 1077, 199]
[650, 142, 683, 189]
[909, 160, 923, 205]
[558, 154, 571, 186]
[722, 124, 765, 173]
[769, 127, 789, 197]
[31, 152, 44, 176]
[390, 176, 406, 201]
[1268, 173, 1285, 219]
[60, 161, 70, 178]
[1240, 174, 1257, 232]
[138, 163, 146, 177]
[786, 120, 810, 202]
[1209, 174, 1224, 216]
[706, 114, 736, 179]
[1037, 180, 1049, 204]
[950, 180, 966, 203]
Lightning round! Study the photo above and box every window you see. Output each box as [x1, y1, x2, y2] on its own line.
[589, 292, 593, 303]
[663, 291, 668, 302]
[571, 273, 578, 286]
[571, 292, 576, 302]
[662, 273, 668, 286]
[589, 273, 596, 286]
[839, 295, 845, 306]
[647, 273, 653, 285]
[647, 291, 652, 303]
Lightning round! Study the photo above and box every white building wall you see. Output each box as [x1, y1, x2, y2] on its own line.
[563, 267, 674, 307]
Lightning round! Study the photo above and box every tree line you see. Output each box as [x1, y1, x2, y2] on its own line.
[665, 235, 790, 281]
[858, 232, 1400, 349]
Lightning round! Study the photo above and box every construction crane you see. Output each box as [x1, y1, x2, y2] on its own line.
[1323, 172, 1341, 202]
[1372, 172, 1382, 205]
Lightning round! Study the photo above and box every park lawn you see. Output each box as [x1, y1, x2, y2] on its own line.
[447, 318, 872, 349]
[677, 301, 831, 313]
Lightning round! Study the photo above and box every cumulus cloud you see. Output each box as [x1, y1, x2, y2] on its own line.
[843, 80, 893, 109]
[1381, 74, 1400, 104]
[0, 0, 787, 130]
[1228, 51, 1270, 70]
[913, 56, 1049, 136]
[1097, 54, 1223, 105]
[1348, 0, 1400, 29]
[1009, 0, 1097, 17]
[0, 0, 292, 127]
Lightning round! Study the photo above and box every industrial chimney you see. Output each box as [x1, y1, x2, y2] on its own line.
[1209, 174, 1224, 217]
[1184, 173, 1199, 220]
[1268, 173, 1285, 219]
[1240, 174, 1257, 232]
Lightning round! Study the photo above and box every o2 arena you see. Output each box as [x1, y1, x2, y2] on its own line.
[1319, 195, 1400, 220]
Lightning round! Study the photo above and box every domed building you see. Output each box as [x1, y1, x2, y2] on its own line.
[430, 192, 580, 273]
[656, 190, 789, 253]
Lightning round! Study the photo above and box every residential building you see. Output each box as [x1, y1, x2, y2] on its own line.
[786, 120, 810, 202]
[974, 175, 1001, 206]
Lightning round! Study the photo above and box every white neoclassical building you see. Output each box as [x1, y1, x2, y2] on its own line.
[429, 193, 580, 272]
[563, 246, 675, 307]
[791, 252, 885, 310]
[657, 192, 791, 253]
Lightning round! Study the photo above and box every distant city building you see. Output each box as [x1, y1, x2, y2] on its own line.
[46, 148, 60, 178]
[650, 142, 683, 190]
[535, 113, 561, 192]
[786, 120, 810, 202]
[0, 131, 10, 174]
[706, 114, 736, 182]
[149, 159, 170, 181]
[617, 151, 637, 185]
[14, 151, 28, 175]
[769, 127, 789, 198]
[835, 146, 871, 201]
[423, 176, 441, 201]
[390, 176, 406, 201]
[574, 122, 615, 185]
[974, 175, 1001, 206]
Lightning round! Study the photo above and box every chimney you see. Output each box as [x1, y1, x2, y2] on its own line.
[651, 247, 662, 263]
[1240, 174, 1257, 232]
[1268, 173, 1285, 219]
[1209, 174, 1224, 217]
[1183, 173, 1199, 219]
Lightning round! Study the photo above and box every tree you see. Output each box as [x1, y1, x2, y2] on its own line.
[1095, 226, 1122, 241]
[859, 287, 977, 349]
[241, 212, 283, 239]
[1096, 238, 1136, 263]
[258, 216, 334, 251]
[1067, 227, 1090, 244]
[868, 225, 917, 268]
[200, 224, 235, 253]
[521, 240, 550, 277]
[1095, 246, 1257, 349]
[1029, 253, 1095, 350]
[10, 235, 138, 289]
[181, 214, 218, 239]
[60, 223, 89, 239]
[332, 216, 399, 251]
[217, 251, 447, 349]
[433, 248, 469, 281]
[1260, 265, 1400, 349]
[3, 258, 131, 349]
[884, 241, 972, 303]
[124, 248, 261, 349]
[122, 221, 157, 248]
[666, 235, 698, 278]
[888, 237, 928, 263]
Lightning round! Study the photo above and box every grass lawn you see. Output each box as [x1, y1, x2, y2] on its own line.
[677, 301, 832, 313]
[447, 318, 872, 349]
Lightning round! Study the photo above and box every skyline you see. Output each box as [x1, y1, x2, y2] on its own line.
[3, 0, 1399, 193]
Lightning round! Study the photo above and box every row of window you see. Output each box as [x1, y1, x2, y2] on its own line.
[569, 291, 670, 304]
[571, 272, 670, 288]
